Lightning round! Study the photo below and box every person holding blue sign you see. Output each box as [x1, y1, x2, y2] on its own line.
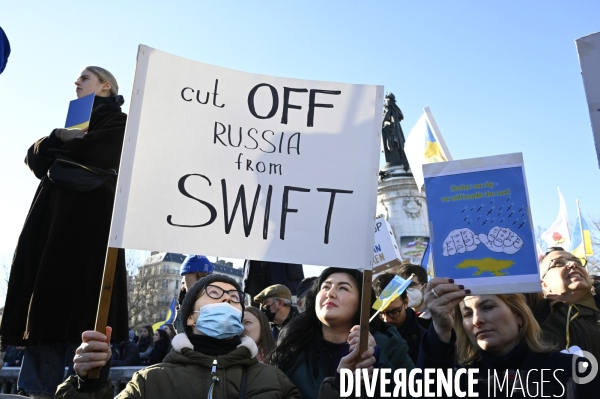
[416, 277, 598, 397]
[0, 66, 129, 398]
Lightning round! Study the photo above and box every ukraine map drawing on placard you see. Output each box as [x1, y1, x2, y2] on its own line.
[426, 166, 538, 279]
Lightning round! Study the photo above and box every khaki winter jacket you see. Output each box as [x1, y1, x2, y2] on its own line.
[55, 334, 301, 399]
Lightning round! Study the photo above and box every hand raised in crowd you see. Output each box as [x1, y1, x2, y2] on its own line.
[337, 325, 376, 378]
[425, 278, 470, 343]
[73, 326, 112, 377]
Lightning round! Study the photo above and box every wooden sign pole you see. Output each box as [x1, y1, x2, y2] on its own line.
[358, 269, 373, 361]
[88, 246, 119, 379]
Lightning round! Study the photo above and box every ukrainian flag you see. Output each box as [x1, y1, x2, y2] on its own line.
[65, 92, 95, 129]
[372, 275, 413, 311]
[424, 122, 448, 162]
[405, 107, 452, 191]
[570, 216, 593, 260]
[152, 297, 177, 332]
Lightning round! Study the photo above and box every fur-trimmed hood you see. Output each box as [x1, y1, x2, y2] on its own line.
[171, 333, 258, 359]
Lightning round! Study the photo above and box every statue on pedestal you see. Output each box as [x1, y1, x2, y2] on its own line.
[381, 93, 410, 175]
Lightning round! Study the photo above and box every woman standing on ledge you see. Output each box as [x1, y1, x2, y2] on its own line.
[0, 66, 129, 399]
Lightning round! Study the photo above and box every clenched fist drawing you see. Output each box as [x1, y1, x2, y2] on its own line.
[442, 228, 481, 256]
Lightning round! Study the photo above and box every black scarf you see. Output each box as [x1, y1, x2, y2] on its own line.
[137, 336, 152, 353]
[91, 95, 124, 120]
[187, 333, 241, 356]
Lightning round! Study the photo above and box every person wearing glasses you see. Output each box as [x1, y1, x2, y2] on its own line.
[373, 273, 426, 364]
[530, 247, 600, 360]
[56, 274, 301, 399]
[389, 263, 431, 329]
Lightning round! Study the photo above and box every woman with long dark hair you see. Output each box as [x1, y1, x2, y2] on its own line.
[149, 328, 171, 365]
[270, 267, 414, 398]
[243, 306, 276, 362]
[162, 324, 176, 340]
[137, 325, 154, 364]
[0, 66, 128, 398]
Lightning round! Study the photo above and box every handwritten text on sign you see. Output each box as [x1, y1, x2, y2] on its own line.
[110, 46, 383, 269]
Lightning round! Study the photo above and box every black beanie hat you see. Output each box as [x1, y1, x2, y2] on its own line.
[181, 274, 245, 334]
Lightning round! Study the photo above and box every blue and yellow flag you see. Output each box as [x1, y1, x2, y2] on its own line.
[65, 92, 95, 130]
[372, 275, 413, 311]
[571, 215, 593, 260]
[152, 297, 177, 332]
[405, 107, 452, 191]
[424, 122, 447, 163]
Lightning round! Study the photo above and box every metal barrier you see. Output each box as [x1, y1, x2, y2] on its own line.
[0, 366, 144, 396]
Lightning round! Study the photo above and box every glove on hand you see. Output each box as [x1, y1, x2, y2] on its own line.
[54, 128, 85, 142]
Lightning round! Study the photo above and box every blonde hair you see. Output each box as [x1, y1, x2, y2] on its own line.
[453, 293, 555, 365]
[84, 66, 119, 96]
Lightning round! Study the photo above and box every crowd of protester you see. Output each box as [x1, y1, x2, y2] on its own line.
[50, 246, 599, 399]
[0, 65, 598, 398]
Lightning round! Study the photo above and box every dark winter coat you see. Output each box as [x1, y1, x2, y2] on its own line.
[272, 306, 300, 341]
[243, 260, 305, 300]
[283, 324, 414, 399]
[148, 339, 170, 365]
[531, 292, 600, 361]
[416, 325, 599, 398]
[395, 306, 426, 364]
[55, 334, 301, 399]
[111, 341, 140, 367]
[0, 96, 129, 345]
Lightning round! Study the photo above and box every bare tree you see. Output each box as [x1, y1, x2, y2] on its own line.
[586, 217, 600, 276]
[126, 250, 180, 332]
[0, 252, 13, 310]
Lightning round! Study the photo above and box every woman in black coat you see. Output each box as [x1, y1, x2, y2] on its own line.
[0, 66, 129, 398]
[149, 328, 171, 365]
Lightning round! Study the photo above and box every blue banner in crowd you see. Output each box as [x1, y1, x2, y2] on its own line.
[423, 153, 540, 294]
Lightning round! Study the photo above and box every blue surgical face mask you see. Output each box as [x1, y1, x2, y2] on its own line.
[194, 302, 244, 339]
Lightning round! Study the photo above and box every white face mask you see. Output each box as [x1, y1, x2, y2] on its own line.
[406, 288, 423, 308]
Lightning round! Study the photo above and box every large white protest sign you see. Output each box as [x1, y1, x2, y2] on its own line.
[576, 32, 600, 168]
[110, 45, 383, 270]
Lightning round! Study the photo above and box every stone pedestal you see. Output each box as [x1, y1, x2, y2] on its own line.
[377, 166, 430, 264]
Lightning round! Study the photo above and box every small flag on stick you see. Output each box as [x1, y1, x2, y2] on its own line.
[370, 274, 414, 322]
